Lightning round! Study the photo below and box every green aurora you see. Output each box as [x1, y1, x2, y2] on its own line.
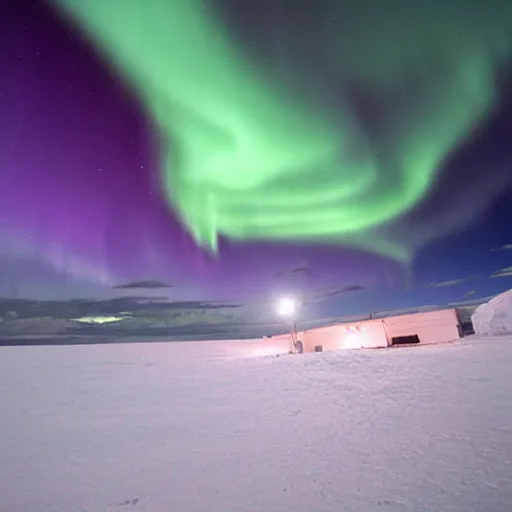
[49, 0, 512, 261]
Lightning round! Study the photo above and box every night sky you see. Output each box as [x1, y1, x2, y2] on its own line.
[1, 0, 512, 338]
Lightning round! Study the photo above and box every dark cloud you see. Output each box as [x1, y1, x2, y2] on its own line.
[113, 280, 174, 289]
[276, 265, 311, 278]
[447, 295, 495, 307]
[370, 305, 438, 318]
[0, 297, 242, 320]
[430, 276, 480, 288]
[490, 244, 512, 252]
[306, 284, 364, 302]
[430, 278, 467, 288]
[491, 266, 512, 278]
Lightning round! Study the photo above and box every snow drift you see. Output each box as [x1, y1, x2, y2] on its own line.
[1, 337, 512, 511]
[471, 288, 512, 336]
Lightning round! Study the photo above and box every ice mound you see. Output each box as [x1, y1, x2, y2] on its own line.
[472, 289, 512, 336]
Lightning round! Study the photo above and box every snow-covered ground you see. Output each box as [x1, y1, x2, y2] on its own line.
[1, 336, 511, 512]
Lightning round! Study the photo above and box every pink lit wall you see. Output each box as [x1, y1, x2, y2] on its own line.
[382, 309, 460, 345]
[302, 320, 389, 352]
[295, 308, 460, 352]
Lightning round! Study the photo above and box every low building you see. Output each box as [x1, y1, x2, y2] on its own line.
[267, 308, 461, 353]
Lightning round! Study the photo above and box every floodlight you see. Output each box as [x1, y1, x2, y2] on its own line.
[277, 297, 296, 317]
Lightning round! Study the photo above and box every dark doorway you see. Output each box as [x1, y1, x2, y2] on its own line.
[391, 334, 420, 346]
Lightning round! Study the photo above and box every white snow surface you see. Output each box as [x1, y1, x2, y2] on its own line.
[472, 288, 512, 336]
[1, 337, 512, 512]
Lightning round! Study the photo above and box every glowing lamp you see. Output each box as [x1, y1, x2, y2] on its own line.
[277, 297, 296, 317]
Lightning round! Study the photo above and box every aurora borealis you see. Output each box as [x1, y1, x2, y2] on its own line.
[2, 0, 512, 330]
[47, 0, 512, 260]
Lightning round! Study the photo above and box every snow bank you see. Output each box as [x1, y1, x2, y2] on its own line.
[471, 288, 512, 335]
[1, 337, 511, 512]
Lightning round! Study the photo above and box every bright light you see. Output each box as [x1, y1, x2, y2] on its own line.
[277, 297, 296, 317]
[71, 316, 127, 324]
[344, 333, 364, 349]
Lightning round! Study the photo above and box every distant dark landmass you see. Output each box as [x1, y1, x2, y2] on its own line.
[0, 294, 480, 346]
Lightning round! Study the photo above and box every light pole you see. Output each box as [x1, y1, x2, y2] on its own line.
[276, 297, 303, 354]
